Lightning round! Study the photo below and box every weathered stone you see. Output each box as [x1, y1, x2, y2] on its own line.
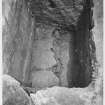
[3, 74, 20, 86]
[3, 0, 35, 82]
[30, 86, 96, 105]
[3, 74, 32, 105]
[31, 71, 59, 90]
[31, 26, 73, 87]
[51, 30, 74, 87]
[28, 0, 84, 26]
[32, 26, 56, 70]
[60, 33, 73, 87]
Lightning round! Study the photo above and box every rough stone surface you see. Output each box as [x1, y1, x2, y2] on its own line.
[28, 0, 84, 26]
[3, 0, 89, 88]
[30, 86, 96, 105]
[93, 0, 103, 67]
[51, 30, 73, 87]
[32, 26, 56, 70]
[92, 0, 103, 104]
[3, 74, 33, 105]
[2, 0, 34, 82]
[31, 26, 73, 87]
[60, 32, 73, 86]
[31, 71, 59, 90]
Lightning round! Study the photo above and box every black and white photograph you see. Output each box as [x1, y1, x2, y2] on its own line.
[2, 0, 103, 105]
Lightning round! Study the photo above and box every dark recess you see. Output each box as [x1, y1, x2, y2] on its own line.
[67, 0, 96, 87]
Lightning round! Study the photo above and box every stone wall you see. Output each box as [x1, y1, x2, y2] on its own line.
[93, 0, 103, 74]
[3, 0, 74, 87]
[92, 0, 103, 98]
[3, 0, 35, 83]
[30, 25, 74, 87]
[3, 0, 96, 88]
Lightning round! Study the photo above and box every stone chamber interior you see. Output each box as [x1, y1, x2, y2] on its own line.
[3, 0, 97, 91]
